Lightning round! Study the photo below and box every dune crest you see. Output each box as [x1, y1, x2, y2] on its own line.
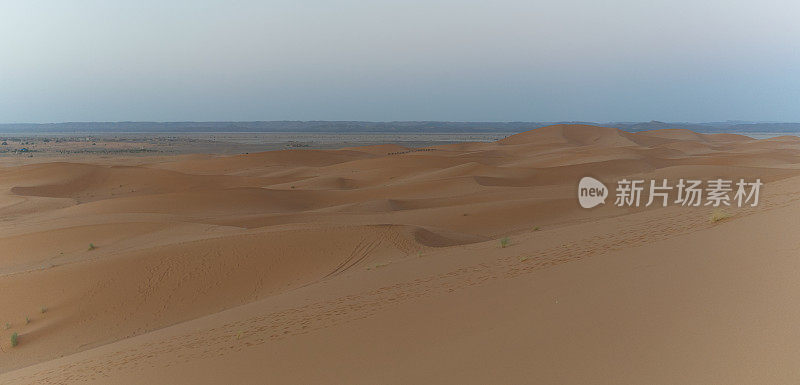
[3, 124, 800, 384]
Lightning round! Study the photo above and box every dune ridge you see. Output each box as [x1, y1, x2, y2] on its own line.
[3, 125, 800, 384]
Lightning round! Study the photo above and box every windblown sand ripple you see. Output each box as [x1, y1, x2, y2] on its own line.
[3, 125, 800, 384]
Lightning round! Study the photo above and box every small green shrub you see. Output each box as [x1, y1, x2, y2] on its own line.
[88, 243, 97, 251]
[4, 323, 9, 330]
[709, 209, 731, 223]
[25, 316, 30, 325]
[11, 332, 18, 347]
[500, 237, 511, 248]
[366, 261, 392, 270]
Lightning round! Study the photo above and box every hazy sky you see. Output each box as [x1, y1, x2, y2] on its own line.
[2, 0, 799, 123]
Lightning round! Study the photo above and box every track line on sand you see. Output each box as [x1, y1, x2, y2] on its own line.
[6, 181, 800, 384]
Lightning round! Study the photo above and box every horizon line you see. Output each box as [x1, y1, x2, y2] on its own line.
[0, 120, 792, 125]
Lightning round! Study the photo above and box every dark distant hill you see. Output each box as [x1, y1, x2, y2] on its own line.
[726, 123, 800, 133]
[609, 120, 800, 133]
[0, 121, 549, 133]
[608, 121, 715, 132]
[1, 120, 798, 134]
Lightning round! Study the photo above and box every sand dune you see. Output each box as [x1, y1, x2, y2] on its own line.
[2, 125, 800, 384]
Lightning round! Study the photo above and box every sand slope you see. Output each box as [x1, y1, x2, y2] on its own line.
[2, 125, 800, 383]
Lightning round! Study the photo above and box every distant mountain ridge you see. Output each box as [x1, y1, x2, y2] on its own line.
[2, 120, 800, 134]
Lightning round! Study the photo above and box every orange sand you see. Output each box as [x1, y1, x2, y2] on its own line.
[2, 125, 800, 384]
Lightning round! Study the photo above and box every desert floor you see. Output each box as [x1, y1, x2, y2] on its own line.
[2, 125, 800, 384]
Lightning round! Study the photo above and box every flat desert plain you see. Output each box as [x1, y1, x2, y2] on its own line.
[3, 124, 800, 384]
